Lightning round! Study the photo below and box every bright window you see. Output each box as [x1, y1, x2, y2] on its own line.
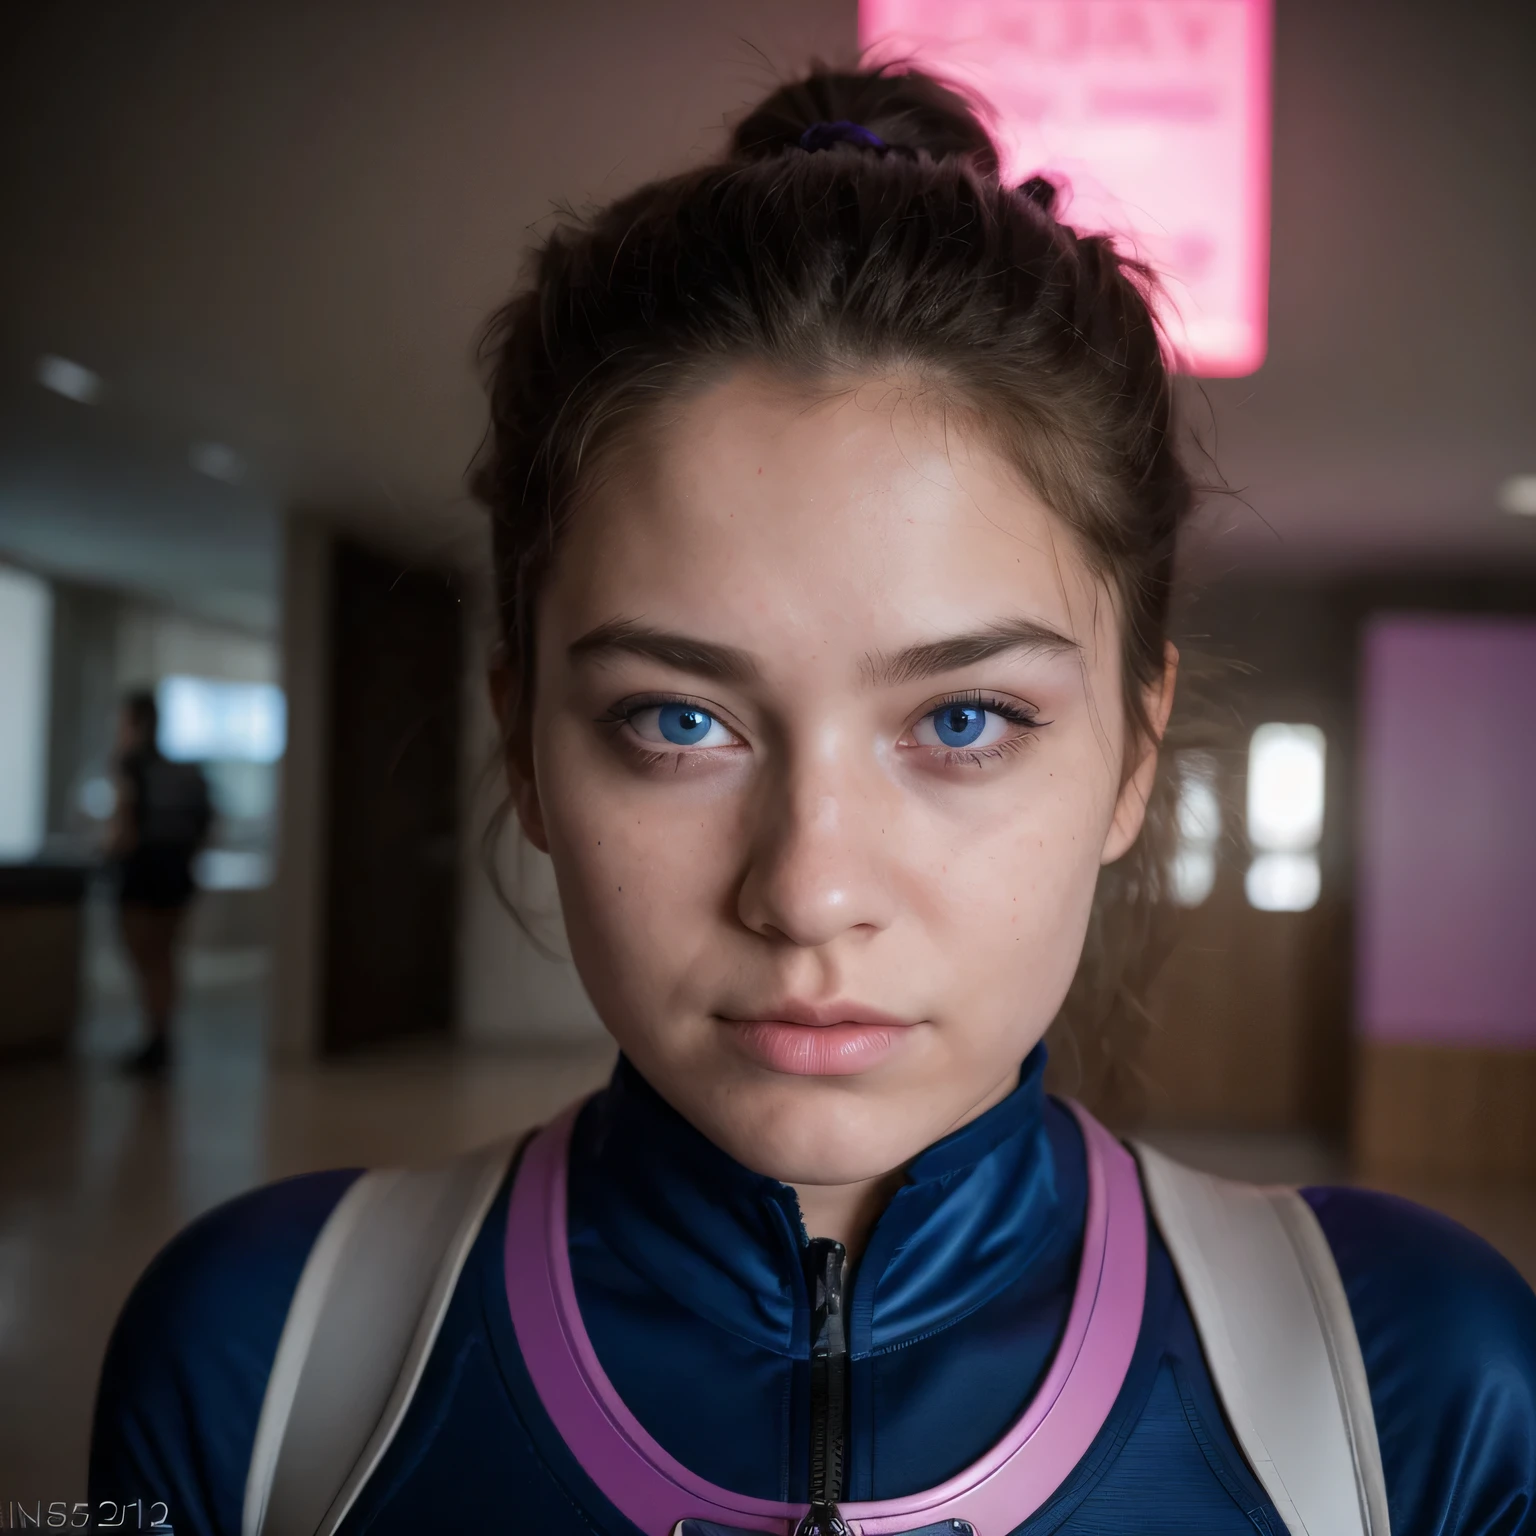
[1171, 750, 1222, 906]
[156, 676, 286, 764]
[1245, 723, 1324, 910]
[1245, 850, 1321, 912]
[859, 0, 1273, 375]
[0, 565, 53, 861]
[192, 848, 274, 890]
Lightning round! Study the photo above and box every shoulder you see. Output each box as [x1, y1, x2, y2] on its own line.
[90, 1169, 362, 1536]
[1302, 1184, 1536, 1360]
[1302, 1185, 1536, 1536]
[116, 1167, 363, 1345]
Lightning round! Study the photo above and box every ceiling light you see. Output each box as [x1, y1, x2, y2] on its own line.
[189, 441, 246, 484]
[36, 354, 103, 404]
[1497, 475, 1536, 517]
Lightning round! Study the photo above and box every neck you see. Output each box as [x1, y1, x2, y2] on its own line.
[792, 1066, 1027, 1260]
[791, 1165, 909, 1263]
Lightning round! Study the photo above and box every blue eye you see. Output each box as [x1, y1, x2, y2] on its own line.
[625, 702, 738, 749]
[658, 704, 714, 745]
[911, 701, 1023, 752]
[932, 704, 986, 748]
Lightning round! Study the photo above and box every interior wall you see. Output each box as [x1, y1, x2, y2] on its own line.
[1353, 614, 1536, 1178]
[1142, 581, 1355, 1131]
[1359, 616, 1536, 1051]
[1141, 573, 1536, 1143]
[113, 606, 275, 689]
[270, 515, 333, 1062]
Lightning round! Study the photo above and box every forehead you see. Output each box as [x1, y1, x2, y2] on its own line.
[545, 368, 1115, 666]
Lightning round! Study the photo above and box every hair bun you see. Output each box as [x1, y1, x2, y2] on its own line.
[732, 65, 999, 177]
[1017, 175, 1060, 217]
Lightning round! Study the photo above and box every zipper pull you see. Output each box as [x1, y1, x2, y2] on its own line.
[801, 1236, 849, 1534]
[793, 1502, 851, 1536]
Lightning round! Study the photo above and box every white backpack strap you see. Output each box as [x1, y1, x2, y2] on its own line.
[241, 1136, 523, 1536]
[1132, 1142, 1391, 1536]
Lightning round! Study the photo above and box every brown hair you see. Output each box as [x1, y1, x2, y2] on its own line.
[473, 65, 1193, 1115]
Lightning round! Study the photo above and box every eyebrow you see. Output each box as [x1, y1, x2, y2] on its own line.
[866, 617, 1081, 686]
[570, 614, 1078, 689]
[568, 619, 760, 684]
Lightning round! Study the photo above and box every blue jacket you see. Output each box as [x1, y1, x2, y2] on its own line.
[91, 1049, 1536, 1534]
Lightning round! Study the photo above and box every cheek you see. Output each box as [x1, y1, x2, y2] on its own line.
[914, 752, 1117, 986]
[531, 722, 739, 993]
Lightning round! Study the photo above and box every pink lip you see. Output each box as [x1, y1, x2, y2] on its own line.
[720, 1001, 915, 1077]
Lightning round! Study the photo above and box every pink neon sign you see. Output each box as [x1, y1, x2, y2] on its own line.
[858, 0, 1273, 376]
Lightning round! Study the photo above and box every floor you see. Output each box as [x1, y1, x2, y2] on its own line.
[3, 961, 1533, 1508]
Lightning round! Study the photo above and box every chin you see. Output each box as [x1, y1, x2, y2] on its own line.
[691, 1072, 944, 1187]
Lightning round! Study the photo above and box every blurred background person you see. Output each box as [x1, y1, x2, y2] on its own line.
[107, 688, 211, 1074]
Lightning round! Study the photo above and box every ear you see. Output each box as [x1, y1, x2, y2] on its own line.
[1101, 642, 1179, 865]
[488, 659, 549, 854]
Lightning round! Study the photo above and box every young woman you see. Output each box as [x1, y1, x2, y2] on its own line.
[91, 68, 1535, 1536]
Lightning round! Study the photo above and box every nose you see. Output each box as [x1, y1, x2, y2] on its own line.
[735, 758, 898, 948]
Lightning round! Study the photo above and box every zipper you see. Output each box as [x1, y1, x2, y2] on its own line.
[796, 1237, 850, 1536]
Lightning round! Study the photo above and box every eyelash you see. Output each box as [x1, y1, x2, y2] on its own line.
[915, 690, 1047, 769]
[595, 693, 735, 772]
[598, 690, 1047, 771]
[597, 693, 689, 726]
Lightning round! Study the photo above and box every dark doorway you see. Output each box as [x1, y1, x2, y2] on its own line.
[323, 542, 462, 1052]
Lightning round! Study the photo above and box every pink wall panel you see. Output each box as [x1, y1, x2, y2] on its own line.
[1358, 616, 1536, 1047]
[858, 0, 1272, 377]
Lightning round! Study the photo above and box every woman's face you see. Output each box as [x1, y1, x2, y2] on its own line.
[518, 369, 1168, 1187]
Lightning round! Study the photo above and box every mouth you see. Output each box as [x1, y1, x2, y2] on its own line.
[718, 1001, 916, 1077]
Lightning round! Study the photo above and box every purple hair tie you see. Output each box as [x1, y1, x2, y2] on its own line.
[799, 120, 888, 153]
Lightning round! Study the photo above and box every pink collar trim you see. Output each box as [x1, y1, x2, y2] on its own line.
[504, 1098, 1146, 1536]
